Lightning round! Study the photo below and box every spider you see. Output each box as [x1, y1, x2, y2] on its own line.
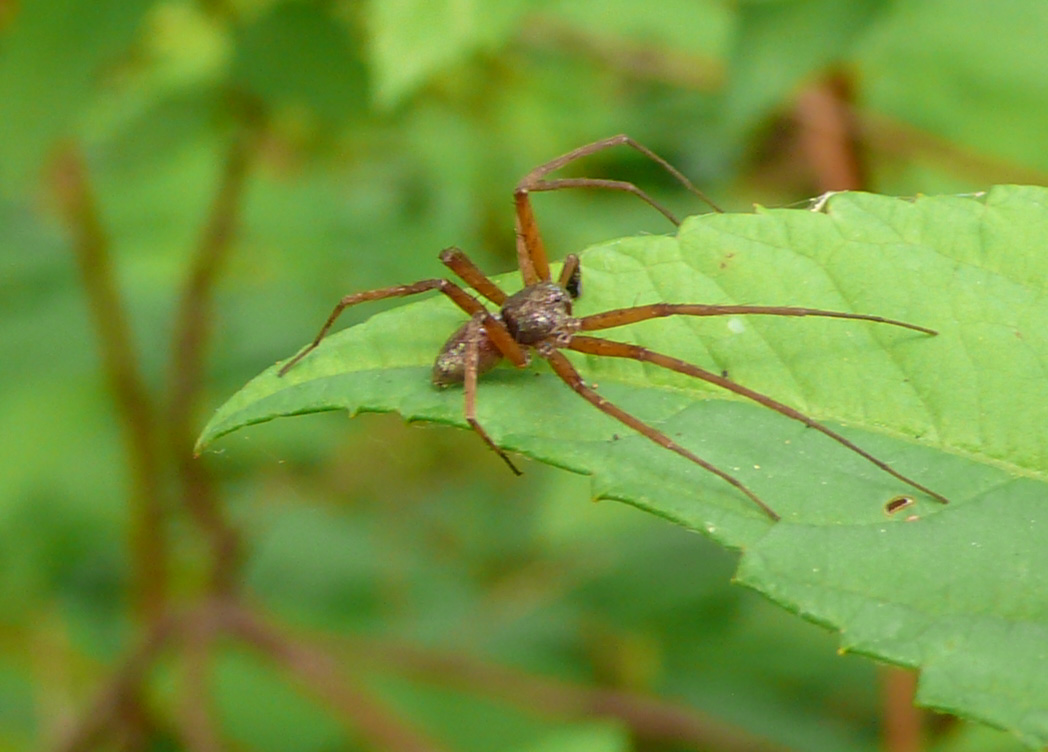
[278, 135, 947, 521]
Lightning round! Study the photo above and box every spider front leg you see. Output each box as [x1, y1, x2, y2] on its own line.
[278, 278, 491, 376]
[513, 134, 722, 286]
[280, 247, 511, 377]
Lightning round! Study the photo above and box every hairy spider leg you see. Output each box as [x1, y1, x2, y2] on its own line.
[568, 335, 949, 507]
[439, 247, 508, 305]
[514, 191, 549, 286]
[513, 134, 723, 288]
[540, 347, 780, 520]
[578, 304, 938, 336]
[461, 312, 522, 475]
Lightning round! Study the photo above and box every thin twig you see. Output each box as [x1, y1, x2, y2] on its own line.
[223, 605, 450, 752]
[52, 146, 169, 621]
[168, 115, 258, 593]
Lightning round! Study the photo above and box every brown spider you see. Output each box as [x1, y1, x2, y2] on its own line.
[279, 135, 947, 521]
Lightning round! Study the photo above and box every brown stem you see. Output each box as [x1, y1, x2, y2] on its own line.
[51, 146, 168, 621]
[168, 120, 258, 593]
[176, 603, 225, 752]
[795, 73, 865, 192]
[883, 667, 923, 752]
[50, 613, 177, 752]
[337, 638, 796, 752]
[224, 605, 450, 752]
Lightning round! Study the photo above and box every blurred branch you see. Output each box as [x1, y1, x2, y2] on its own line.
[225, 605, 450, 752]
[792, 81, 1048, 189]
[521, 17, 724, 91]
[332, 636, 796, 752]
[0, 0, 16, 32]
[51, 146, 169, 621]
[51, 612, 177, 752]
[196, 0, 239, 23]
[859, 110, 1048, 186]
[882, 667, 923, 752]
[168, 110, 260, 593]
[176, 603, 224, 752]
[795, 74, 864, 191]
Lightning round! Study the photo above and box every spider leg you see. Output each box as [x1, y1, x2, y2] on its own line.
[567, 335, 949, 506]
[526, 178, 684, 225]
[540, 347, 780, 521]
[279, 278, 492, 376]
[514, 190, 548, 286]
[579, 304, 937, 336]
[462, 313, 522, 475]
[513, 135, 721, 288]
[439, 246, 508, 305]
[434, 246, 529, 367]
[517, 135, 721, 213]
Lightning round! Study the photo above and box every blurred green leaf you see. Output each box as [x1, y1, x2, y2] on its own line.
[369, 670, 593, 752]
[724, 0, 888, 131]
[200, 186, 1048, 744]
[214, 648, 344, 752]
[858, 0, 1048, 173]
[364, 0, 533, 108]
[0, 0, 153, 190]
[509, 722, 629, 752]
[232, 2, 368, 124]
[544, 0, 729, 60]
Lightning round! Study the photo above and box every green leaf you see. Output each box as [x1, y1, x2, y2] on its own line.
[858, 0, 1048, 173]
[509, 722, 629, 752]
[231, 3, 368, 125]
[199, 186, 1048, 746]
[0, 0, 153, 190]
[724, 0, 888, 130]
[364, 0, 532, 108]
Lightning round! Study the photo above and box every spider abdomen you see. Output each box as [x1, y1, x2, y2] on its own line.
[501, 282, 575, 345]
[432, 318, 505, 387]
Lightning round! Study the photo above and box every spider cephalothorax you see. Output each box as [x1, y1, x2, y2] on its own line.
[279, 135, 947, 521]
[431, 277, 579, 387]
[500, 281, 576, 345]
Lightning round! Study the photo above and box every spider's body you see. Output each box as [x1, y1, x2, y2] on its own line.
[431, 278, 579, 387]
[279, 135, 947, 521]
[501, 281, 577, 346]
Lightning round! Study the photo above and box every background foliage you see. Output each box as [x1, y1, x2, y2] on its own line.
[3, 1, 1047, 750]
